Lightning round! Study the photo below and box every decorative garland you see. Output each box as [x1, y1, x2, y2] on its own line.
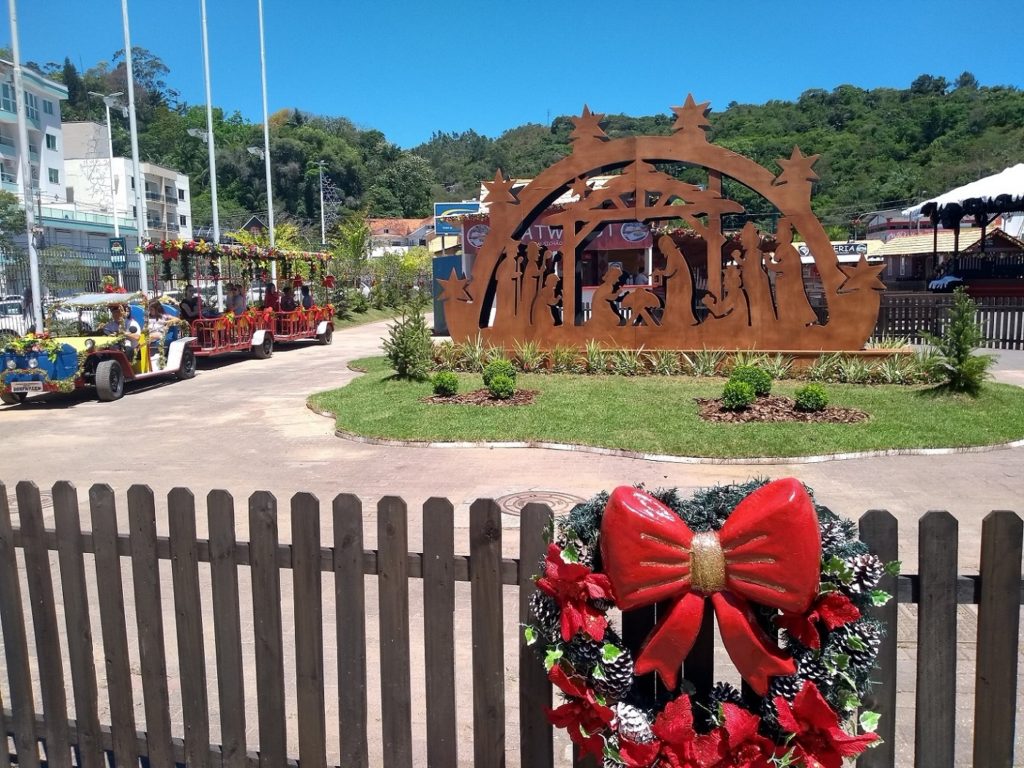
[3, 333, 62, 361]
[527, 479, 895, 768]
[140, 239, 331, 284]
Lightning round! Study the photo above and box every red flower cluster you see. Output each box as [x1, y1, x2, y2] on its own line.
[777, 592, 860, 650]
[547, 664, 614, 759]
[775, 683, 876, 768]
[536, 543, 614, 642]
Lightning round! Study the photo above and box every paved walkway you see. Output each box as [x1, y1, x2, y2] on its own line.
[1, 322, 1022, 765]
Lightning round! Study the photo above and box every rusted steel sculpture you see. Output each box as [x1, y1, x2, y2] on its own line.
[441, 96, 885, 350]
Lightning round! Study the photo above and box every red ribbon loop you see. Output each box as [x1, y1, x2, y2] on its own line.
[599, 478, 820, 695]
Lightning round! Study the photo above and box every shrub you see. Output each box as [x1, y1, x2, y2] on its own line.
[433, 340, 461, 371]
[807, 352, 843, 382]
[922, 287, 996, 395]
[382, 306, 432, 380]
[649, 350, 682, 376]
[721, 380, 755, 411]
[482, 359, 517, 387]
[610, 347, 646, 376]
[795, 383, 829, 412]
[432, 371, 459, 397]
[488, 373, 516, 400]
[550, 344, 581, 373]
[584, 339, 608, 373]
[513, 339, 544, 372]
[727, 350, 766, 373]
[875, 356, 915, 385]
[760, 354, 794, 380]
[837, 356, 873, 384]
[683, 348, 725, 377]
[459, 333, 488, 372]
[729, 364, 772, 396]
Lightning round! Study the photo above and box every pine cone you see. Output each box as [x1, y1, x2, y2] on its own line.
[768, 675, 802, 702]
[568, 636, 603, 673]
[796, 654, 831, 692]
[529, 591, 561, 640]
[843, 622, 882, 667]
[614, 702, 653, 744]
[819, 517, 851, 552]
[709, 681, 744, 708]
[594, 647, 634, 701]
[846, 554, 884, 594]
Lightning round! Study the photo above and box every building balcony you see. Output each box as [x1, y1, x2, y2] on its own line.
[164, 194, 177, 205]
[39, 205, 137, 232]
[165, 222, 179, 233]
[2, 180, 17, 193]
[144, 190, 162, 201]
[0, 135, 14, 150]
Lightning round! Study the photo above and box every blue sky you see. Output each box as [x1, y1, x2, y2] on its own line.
[5, 0, 1023, 148]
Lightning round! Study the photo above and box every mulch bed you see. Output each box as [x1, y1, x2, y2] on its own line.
[423, 388, 538, 407]
[696, 395, 869, 424]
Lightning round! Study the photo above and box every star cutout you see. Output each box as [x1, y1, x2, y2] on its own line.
[837, 255, 886, 293]
[570, 105, 608, 142]
[670, 94, 711, 135]
[774, 146, 820, 187]
[436, 268, 471, 303]
[482, 169, 517, 205]
[570, 177, 590, 200]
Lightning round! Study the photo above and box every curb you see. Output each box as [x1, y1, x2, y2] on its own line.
[306, 405, 1024, 465]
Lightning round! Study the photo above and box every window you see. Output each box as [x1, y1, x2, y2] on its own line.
[25, 93, 38, 121]
[42, 100, 53, 115]
[132, 205, 137, 217]
[48, 168, 59, 184]
[0, 84, 14, 112]
[130, 176, 135, 189]
[45, 134, 56, 151]
[179, 214, 186, 226]
[178, 188, 185, 201]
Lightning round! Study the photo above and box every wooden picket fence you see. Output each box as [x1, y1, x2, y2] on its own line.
[872, 292, 1024, 349]
[0, 481, 1021, 767]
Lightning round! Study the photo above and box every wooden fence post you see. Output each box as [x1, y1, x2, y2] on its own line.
[858, 510, 898, 768]
[470, 499, 505, 768]
[0, 483, 40, 768]
[334, 493, 369, 768]
[423, 497, 457, 768]
[207, 490, 248, 768]
[291, 493, 327, 768]
[520, 503, 553, 768]
[249, 491, 286, 768]
[915, 511, 957, 768]
[972, 511, 1023, 768]
[378, 496, 413, 768]
[168, 487, 211, 768]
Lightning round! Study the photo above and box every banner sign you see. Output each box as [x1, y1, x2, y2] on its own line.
[434, 202, 480, 235]
[109, 237, 128, 270]
[796, 241, 868, 258]
[463, 215, 651, 254]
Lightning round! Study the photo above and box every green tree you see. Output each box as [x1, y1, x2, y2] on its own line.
[0, 190, 25, 252]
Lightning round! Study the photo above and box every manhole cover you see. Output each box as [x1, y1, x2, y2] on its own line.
[5, 488, 54, 512]
[496, 490, 586, 517]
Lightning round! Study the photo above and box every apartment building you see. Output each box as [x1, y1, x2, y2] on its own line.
[63, 121, 192, 242]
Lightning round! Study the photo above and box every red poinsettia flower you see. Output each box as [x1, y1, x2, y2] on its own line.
[546, 664, 614, 759]
[777, 592, 860, 650]
[536, 543, 614, 642]
[716, 704, 778, 768]
[774, 682, 876, 768]
[652, 695, 725, 767]
[618, 736, 661, 767]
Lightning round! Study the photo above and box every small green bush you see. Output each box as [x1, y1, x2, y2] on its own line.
[432, 371, 459, 397]
[721, 380, 756, 411]
[922, 287, 996, 395]
[488, 373, 516, 400]
[795, 383, 829, 412]
[550, 344, 581, 373]
[729, 365, 772, 396]
[483, 359, 517, 387]
[382, 306, 432, 380]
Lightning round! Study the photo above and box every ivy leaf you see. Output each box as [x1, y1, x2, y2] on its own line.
[561, 543, 580, 564]
[824, 555, 853, 584]
[842, 692, 861, 711]
[524, 626, 537, 646]
[870, 589, 892, 606]
[603, 743, 623, 762]
[884, 560, 902, 576]
[860, 710, 881, 733]
[846, 635, 866, 651]
[592, 664, 606, 680]
[831, 653, 850, 671]
[544, 647, 563, 671]
[602, 643, 623, 662]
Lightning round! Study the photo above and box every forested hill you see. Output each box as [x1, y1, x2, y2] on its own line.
[21, 50, 1024, 237]
[414, 73, 1024, 231]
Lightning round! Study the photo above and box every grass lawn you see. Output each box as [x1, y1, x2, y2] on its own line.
[308, 357, 1024, 458]
[331, 307, 401, 330]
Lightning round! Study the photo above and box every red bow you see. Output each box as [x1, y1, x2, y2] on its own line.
[599, 478, 820, 695]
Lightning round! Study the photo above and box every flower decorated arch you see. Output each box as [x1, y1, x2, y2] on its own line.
[441, 97, 885, 350]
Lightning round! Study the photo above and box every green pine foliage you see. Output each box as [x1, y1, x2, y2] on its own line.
[381, 306, 432, 380]
[923, 287, 996, 395]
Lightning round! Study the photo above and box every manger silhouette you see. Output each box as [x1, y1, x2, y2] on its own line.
[440, 96, 885, 350]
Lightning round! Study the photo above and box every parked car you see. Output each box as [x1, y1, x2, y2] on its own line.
[0, 291, 196, 405]
[0, 299, 27, 339]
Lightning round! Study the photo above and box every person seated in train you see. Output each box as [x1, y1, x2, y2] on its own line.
[280, 286, 298, 312]
[262, 283, 281, 312]
[178, 285, 201, 323]
[299, 284, 313, 310]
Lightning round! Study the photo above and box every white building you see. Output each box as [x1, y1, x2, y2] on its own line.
[63, 121, 192, 242]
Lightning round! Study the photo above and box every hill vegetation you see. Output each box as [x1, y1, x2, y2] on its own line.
[21, 51, 1024, 239]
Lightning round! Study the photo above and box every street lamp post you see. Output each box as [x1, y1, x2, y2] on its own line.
[194, 0, 223, 310]
[316, 160, 327, 246]
[119, 0, 151, 293]
[256, 0, 276, 280]
[89, 90, 125, 285]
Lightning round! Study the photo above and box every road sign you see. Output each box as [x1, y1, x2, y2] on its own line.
[434, 202, 480, 235]
[109, 237, 128, 270]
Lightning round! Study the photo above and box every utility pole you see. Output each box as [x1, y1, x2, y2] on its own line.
[257, 0, 276, 280]
[120, 0, 150, 293]
[7, 0, 43, 331]
[317, 160, 327, 246]
[90, 91, 125, 285]
[199, 0, 223, 310]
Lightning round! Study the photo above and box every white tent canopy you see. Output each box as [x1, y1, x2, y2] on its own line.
[903, 164, 1024, 217]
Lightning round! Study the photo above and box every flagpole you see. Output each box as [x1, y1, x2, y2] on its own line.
[120, 0, 151, 293]
[257, 0, 276, 281]
[7, 0, 43, 330]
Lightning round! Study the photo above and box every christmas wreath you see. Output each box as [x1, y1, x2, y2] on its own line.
[527, 478, 895, 768]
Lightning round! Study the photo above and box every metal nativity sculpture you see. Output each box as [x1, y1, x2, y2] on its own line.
[439, 96, 885, 351]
